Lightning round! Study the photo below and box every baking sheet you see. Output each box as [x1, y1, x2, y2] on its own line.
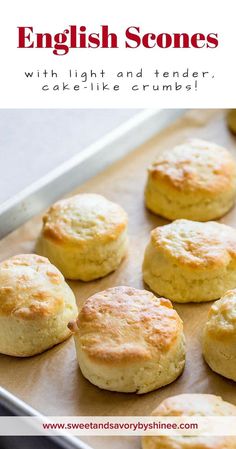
[0, 109, 236, 449]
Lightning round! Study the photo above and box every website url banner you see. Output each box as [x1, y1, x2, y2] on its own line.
[0, 416, 236, 436]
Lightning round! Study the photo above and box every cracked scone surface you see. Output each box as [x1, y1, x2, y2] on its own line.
[203, 289, 236, 381]
[143, 219, 236, 303]
[36, 193, 128, 281]
[0, 254, 78, 357]
[70, 286, 185, 394]
[145, 139, 236, 221]
[142, 394, 236, 449]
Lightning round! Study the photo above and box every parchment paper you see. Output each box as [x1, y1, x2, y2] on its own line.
[0, 110, 235, 449]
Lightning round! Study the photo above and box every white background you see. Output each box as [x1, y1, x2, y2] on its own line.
[0, 109, 138, 203]
[0, 0, 235, 108]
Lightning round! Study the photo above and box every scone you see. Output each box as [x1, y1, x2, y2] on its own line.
[68, 286, 185, 394]
[202, 289, 236, 381]
[142, 394, 236, 449]
[36, 193, 128, 281]
[0, 254, 78, 357]
[143, 219, 236, 303]
[145, 139, 236, 221]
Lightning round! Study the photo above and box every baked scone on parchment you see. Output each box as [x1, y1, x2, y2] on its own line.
[0, 254, 78, 357]
[36, 193, 128, 281]
[142, 394, 236, 449]
[145, 139, 236, 221]
[203, 288, 236, 381]
[69, 286, 185, 394]
[143, 219, 236, 303]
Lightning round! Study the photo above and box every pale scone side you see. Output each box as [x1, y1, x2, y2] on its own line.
[143, 219, 236, 303]
[0, 254, 78, 356]
[36, 193, 128, 280]
[145, 139, 236, 221]
[202, 289, 236, 381]
[70, 286, 186, 394]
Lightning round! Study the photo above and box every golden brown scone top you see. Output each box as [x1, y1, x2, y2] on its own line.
[74, 286, 183, 364]
[0, 254, 68, 319]
[151, 219, 236, 269]
[148, 139, 236, 194]
[204, 289, 236, 338]
[41, 193, 128, 245]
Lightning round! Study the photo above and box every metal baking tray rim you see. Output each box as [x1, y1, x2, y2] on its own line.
[0, 109, 186, 238]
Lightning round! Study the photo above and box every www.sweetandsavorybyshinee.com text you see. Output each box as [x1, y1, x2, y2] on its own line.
[1, 416, 236, 436]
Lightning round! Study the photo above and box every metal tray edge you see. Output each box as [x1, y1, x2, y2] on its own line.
[0, 387, 93, 449]
[0, 109, 186, 238]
